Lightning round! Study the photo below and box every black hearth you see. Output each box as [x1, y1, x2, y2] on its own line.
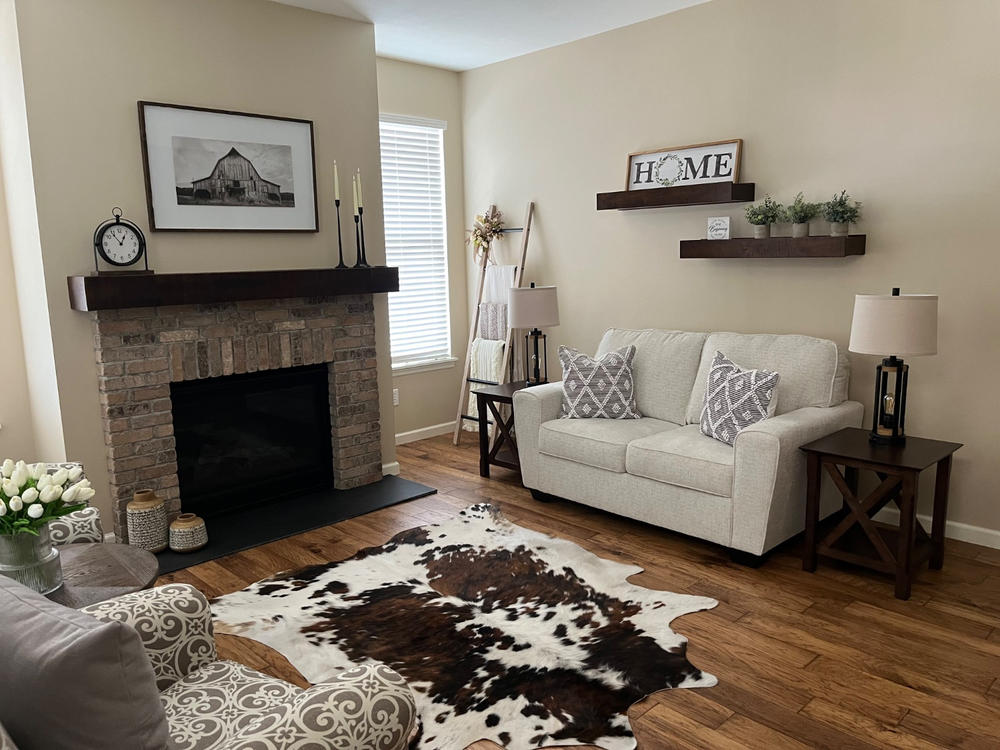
[171, 364, 333, 518]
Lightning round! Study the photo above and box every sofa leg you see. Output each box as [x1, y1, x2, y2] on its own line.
[729, 549, 767, 568]
[530, 489, 561, 504]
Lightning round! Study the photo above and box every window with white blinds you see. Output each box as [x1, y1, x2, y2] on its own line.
[379, 115, 451, 369]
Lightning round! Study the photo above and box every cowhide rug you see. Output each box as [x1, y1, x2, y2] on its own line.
[211, 504, 717, 749]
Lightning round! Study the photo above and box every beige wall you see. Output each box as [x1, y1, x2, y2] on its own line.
[376, 58, 468, 441]
[7, 0, 396, 523]
[0, 156, 36, 459]
[462, 0, 1000, 533]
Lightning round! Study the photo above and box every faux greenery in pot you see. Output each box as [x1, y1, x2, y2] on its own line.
[823, 190, 862, 237]
[785, 193, 821, 238]
[744, 196, 783, 239]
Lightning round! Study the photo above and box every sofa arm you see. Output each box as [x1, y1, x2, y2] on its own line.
[732, 401, 864, 555]
[82, 583, 217, 691]
[513, 382, 564, 490]
[217, 664, 417, 750]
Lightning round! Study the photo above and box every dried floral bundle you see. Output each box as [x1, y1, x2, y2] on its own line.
[467, 206, 504, 260]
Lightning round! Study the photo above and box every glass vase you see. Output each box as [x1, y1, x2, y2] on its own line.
[0, 524, 63, 594]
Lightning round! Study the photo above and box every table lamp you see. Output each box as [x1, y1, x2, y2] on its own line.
[509, 284, 559, 385]
[848, 288, 938, 444]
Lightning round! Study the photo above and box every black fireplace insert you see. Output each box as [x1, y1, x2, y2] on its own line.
[170, 364, 333, 517]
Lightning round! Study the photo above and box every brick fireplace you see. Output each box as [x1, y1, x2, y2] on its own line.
[69, 268, 399, 541]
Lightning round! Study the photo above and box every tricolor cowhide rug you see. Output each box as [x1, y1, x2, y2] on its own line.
[211, 504, 717, 749]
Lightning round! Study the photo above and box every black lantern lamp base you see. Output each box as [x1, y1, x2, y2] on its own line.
[870, 355, 909, 445]
[524, 328, 548, 385]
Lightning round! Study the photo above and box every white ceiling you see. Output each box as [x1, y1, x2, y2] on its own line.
[272, 0, 710, 71]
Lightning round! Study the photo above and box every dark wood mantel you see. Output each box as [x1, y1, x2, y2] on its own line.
[67, 266, 399, 311]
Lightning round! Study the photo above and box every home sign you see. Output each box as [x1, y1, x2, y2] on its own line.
[626, 139, 742, 191]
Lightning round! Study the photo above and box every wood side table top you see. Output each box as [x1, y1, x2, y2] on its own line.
[47, 543, 159, 609]
[472, 380, 532, 404]
[801, 427, 962, 470]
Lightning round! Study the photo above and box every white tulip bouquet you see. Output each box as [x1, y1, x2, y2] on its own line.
[0, 459, 94, 536]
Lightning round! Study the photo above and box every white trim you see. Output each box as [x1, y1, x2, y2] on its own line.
[873, 507, 1000, 551]
[395, 421, 456, 445]
[382, 461, 400, 476]
[392, 356, 458, 376]
[379, 112, 448, 131]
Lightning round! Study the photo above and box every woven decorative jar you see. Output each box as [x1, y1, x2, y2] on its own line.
[127, 489, 168, 553]
[169, 513, 208, 553]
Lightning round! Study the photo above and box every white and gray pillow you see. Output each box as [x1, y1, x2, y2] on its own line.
[700, 351, 780, 445]
[559, 345, 642, 419]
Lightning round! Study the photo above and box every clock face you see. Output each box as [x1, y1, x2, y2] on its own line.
[100, 223, 142, 266]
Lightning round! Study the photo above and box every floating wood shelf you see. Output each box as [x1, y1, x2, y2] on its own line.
[67, 266, 399, 311]
[680, 235, 866, 259]
[596, 182, 755, 211]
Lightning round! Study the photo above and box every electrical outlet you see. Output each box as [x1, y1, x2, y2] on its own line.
[393, 388, 399, 406]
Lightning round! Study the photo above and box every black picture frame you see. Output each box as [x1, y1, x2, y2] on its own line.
[138, 101, 319, 233]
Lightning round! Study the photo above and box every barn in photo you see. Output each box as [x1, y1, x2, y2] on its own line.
[191, 147, 283, 205]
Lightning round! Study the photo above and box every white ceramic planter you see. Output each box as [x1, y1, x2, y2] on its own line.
[752, 224, 770, 239]
[830, 221, 849, 237]
[792, 222, 810, 238]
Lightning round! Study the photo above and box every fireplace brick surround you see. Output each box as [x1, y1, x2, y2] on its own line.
[89, 294, 383, 540]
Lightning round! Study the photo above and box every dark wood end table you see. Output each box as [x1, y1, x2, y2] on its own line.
[800, 427, 961, 600]
[47, 542, 159, 609]
[473, 380, 531, 478]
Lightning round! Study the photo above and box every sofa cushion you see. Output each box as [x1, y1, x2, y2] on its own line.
[597, 328, 708, 424]
[161, 660, 299, 749]
[626, 424, 735, 497]
[686, 333, 849, 423]
[0, 576, 170, 750]
[539, 417, 677, 472]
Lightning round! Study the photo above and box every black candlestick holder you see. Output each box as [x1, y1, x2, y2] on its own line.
[334, 199, 347, 268]
[353, 214, 362, 267]
[356, 206, 370, 268]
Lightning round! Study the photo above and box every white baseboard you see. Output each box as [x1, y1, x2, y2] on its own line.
[395, 421, 455, 445]
[874, 507, 1000, 550]
[382, 461, 400, 476]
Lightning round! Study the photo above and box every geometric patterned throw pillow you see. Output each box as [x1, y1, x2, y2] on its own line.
[559, 345, 642, 419]
[700, 351, 780, 445]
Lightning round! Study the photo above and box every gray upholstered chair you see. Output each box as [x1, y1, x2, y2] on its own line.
[40, 462, 105, 545]
[0, 580, 416, 750]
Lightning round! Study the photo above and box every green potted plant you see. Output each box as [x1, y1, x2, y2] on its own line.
[823, 190, 862, 237]
[745, 196, 783, 239]
[785, 193, 821, 238]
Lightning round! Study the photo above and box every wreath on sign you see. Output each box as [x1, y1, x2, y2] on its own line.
[654, 153, 685, 187]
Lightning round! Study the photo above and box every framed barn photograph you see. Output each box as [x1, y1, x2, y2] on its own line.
[138, 101, 318, 231]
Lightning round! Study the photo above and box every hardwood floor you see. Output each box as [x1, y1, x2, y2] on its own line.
[158, 435, 1000, 749]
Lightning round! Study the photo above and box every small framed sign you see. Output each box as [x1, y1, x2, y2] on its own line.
[707, 217, 731, 239]
[626, 139, 742, 191]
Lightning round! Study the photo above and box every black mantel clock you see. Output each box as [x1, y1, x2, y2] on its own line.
[93, 207, 151, 275]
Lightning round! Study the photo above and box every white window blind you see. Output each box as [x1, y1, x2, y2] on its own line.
[379, 115, 451, 368]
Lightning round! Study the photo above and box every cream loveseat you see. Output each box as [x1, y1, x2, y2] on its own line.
[514, 328, 864, 559]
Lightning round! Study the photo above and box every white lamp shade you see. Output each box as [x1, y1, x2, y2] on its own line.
[509, 286, 559, 329]
[849, 293, 938, 356]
